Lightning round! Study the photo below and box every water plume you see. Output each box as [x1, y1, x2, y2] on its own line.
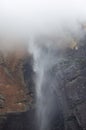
[28, 37, 71, 130]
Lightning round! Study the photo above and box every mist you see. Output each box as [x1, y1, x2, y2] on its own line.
[0, 0, 86, 47]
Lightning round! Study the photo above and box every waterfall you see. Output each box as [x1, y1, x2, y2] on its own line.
[28, 38, 64, 130]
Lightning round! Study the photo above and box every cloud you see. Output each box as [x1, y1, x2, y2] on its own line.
[0, 0, 86, 36]
[0, 0, 86, 50]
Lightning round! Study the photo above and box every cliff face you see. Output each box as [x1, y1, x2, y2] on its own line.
[0, 37, 86, 130]
[0, 48, 29, 114]
[62, 42, 86, 130]
[49, 39, 86, 130]
[0, 46, 34, 129]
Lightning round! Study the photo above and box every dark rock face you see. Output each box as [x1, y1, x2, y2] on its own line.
[61, 42, 86, 130]
[2, 110, 36, 130]
[0, 94, 5, 109]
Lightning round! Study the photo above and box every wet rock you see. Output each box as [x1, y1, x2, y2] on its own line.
[73, 102, 86, 129]
[65, 76, 86, 108]
[0, 94, 5, 108]
[62, 41, 86, 130]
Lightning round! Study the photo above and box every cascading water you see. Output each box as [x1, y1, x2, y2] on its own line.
[28, 39, 64, 130]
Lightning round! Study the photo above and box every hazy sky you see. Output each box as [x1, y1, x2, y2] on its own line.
[0, 0, 86, 37]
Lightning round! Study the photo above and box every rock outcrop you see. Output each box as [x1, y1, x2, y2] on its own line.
[52, 38, 86, 130]
[0, 44, 34, 129]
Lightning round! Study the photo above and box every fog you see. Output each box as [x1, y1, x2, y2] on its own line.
[0, 0, 86, 51]
[0, 0, 86, 40]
